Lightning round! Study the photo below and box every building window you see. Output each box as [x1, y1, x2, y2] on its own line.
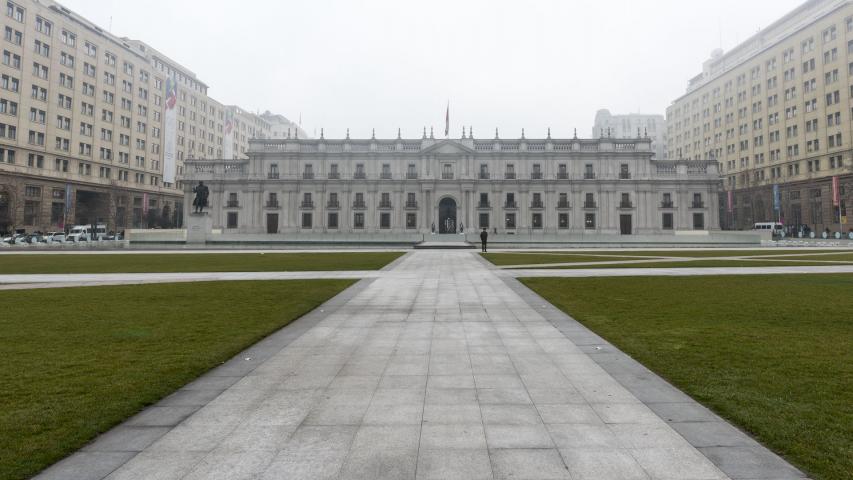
[558, 213, 568, 229]
[226, 212, 238, 229]
[301, 212, 312, 229]
[406, 213, 417, 229]
[585, 213, 596, 229]
[532, 213, 543, 229]
[662, 213, 674, 230]
[479, 213, 489, 228]
[380, 212, 391, 229]
[693, 213, 705, 230]
[23, 200, 39, 225]
[354, 213, 365, 229]
[505, 213, 516, 229]
[327, 212, 338, 229]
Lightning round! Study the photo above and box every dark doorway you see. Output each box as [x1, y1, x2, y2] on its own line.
[438, 197, 457, 233]
[266, 213, 279, 234]
[620, 214, 632, 235]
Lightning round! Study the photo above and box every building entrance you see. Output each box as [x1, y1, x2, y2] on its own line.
[438, 197, 457, 233]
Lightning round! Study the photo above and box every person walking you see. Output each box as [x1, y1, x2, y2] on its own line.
[480, 228, 488, 252]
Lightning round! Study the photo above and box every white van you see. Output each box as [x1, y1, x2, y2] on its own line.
[67, 224, 107, 242]
[752, 222, 784, 235]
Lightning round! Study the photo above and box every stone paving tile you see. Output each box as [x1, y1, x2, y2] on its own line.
[38, 252, 810, 479]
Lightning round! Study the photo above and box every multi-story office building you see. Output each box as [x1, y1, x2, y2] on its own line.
[260, 110, 309, 141]
[0, 0, 281, 233]
[593, 109, 667, 160]
[184, 133, 720, 235]
[667, 0, 853, 231]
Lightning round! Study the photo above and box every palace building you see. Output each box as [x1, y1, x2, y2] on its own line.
[182, 131, 721, 236]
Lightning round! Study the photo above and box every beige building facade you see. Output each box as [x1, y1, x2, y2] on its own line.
[667, 0, 853, 231]
[0, 0, 283, 233]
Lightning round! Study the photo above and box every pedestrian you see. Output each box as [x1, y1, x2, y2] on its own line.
[480, 228, 488, 252]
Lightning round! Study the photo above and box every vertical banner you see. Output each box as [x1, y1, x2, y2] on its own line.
[727, 190, 733, 213]
[772, 184, 780, 211]
[832, 175, 840, 206]
[143, 193, 150, 219]
[163, 73, 178, 184]
[62, 183, 72, 229]
[223, 108, 234, 159]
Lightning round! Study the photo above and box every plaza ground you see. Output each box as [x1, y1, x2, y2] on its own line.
[521, 274, 853, 480]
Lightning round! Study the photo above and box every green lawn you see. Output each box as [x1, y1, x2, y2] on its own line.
[482, 250, 853, 268]
[537, 259, 849, 269]
[0, 280, 354, 480]
[522, 274, 853, 480]
[482, 253, 648, 266]
[0, 252, 403, 274]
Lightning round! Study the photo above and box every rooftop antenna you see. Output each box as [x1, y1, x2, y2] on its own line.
[109, 16, 112, 33]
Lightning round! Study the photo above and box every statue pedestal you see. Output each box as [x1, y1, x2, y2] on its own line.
[187, 212, 212, 244]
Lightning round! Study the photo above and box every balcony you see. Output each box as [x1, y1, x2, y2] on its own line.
[327, 201, 340, 209]
[477, 201, 491, 209]
[619, 172, 632, 179]
[557, 201, 570, 209]
[380, 172, 392, 179]
[354, 172, 366, 179]
[328, 172, 340, 179]
[406, 172, 418, 179]
[661, 201, 675, 208]
[302, 172, 314, 179]
[265, 201, 279, 208]
[583, 201, 597, 208]
[300, 201, 314, 209]
[405, 201, 418, 209]
[530, 172, 543, 180]
[504, 201, 518, 209]
[226, 200, 239, 208]
[557, 172, 569, 179]
[530, 201, 544, 209]
[619, 201, 634, 208]
[583, 172, 596, 179]
[352, 201, 366, 209]
[441, 172, 454, 180]
[267, 172, 279, 179]
[691, 201, 705, 208]
[504, 172, 516, 179]
[479, 172, 490, 179]
[379, 201, 392, 209]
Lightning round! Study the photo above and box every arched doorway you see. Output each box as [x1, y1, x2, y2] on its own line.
[438, 197, 457, 233]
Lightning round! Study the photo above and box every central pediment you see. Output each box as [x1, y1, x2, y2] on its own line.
[419, 139, 477, 155]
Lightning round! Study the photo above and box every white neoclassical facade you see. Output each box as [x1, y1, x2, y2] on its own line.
[182, 132, 721, 236]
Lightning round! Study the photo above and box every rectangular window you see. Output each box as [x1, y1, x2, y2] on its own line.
[558, 213, 568, 229]
[532, 213, 543, 229]
[505, 213, 516, 229]
[380, 212, 391, 229]
[585, 213, 596, 229]
[662, 213, 674, 230]
[226, 212, 238, 229]
[479, 213, 489, 229]
[406, 213, 417, 229]
[693, 213, 705, 230]
[354, 212, 365, 229]
[327, 212, 338, 229]
[301, 212, 312, 229]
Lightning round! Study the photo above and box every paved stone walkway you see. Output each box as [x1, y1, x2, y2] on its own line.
[35, 251, 806, 480]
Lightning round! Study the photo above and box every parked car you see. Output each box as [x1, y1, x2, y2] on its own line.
[25, 234, 45, 244]
[44, 232, 66, 243]
[2, 233, 27, 244]
[66, 224, 107, 242]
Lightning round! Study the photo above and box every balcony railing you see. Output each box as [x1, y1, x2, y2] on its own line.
[504, 172, 516, 179]
[302, 172, 314, 179]
[300, 201, 314, 208]
[504, 201, 518, 208]
[583, 201, 597, 208]
[354, 172, 366, 179]
[265, 201, 279, 208]
[557, 201, 570, 209]
[406, 172, 418, 179]
[405, 201, 418, 209]
[226, 200, 239, 208]
[530, 201, 544, 208]
[530, 172, 543, 180]
[557, 172, 569, 179]
[583, 172, 596, 179]
[379, 201, 392, 209]
[619, 172, 632, 179]
[352, 201, 366, 209]
[267, 172, 279, 179]
[619, 201, 634, 208]
[691, 201, 705, 208]
[328, 172, 340, 179]
[327, 201, 340, 208]
[441, 172, 454, 179]
[661, 201, 674, 208]
[479, 172, 490, 179]
[380, 172, 392, 179]
[477, 201, 491, 208]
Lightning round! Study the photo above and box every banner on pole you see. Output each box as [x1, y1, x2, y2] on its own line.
[727, 190, 733, 213]
[772, 184, 780, 211]
[163, 73, 178, 184]
[223, 108, 234, 159]
[832, 175, 840, 206]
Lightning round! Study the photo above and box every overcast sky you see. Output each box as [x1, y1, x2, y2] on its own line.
[61, 0, 803, 139]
